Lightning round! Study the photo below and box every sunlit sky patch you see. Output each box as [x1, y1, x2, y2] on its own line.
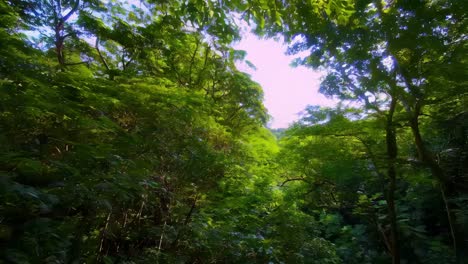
[233, 33, 336, 128]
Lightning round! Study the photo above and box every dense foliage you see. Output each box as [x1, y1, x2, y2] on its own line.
[0, 0, 466, 263]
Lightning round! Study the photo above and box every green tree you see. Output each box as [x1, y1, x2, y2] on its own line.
[242, 0, 467, 262]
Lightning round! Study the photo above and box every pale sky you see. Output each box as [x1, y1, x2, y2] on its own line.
[233, 34, 336, 128]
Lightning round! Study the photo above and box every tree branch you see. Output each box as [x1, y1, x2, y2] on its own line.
[279, 177, 310, 187]
[95, 37, 110, 71]
[62, 0, 80, 22]
[65, 61, 89, 66]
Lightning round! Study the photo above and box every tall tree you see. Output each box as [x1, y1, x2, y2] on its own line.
[240, 0, 467, 261]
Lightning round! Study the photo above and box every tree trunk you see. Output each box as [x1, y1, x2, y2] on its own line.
[386, 97, 400, 264]
[55, 26, 65, 69]
[408, 110, 465, 262]
[52, 0, 80, 69]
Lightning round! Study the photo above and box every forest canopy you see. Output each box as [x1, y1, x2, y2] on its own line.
[0, 0, 466, 263]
